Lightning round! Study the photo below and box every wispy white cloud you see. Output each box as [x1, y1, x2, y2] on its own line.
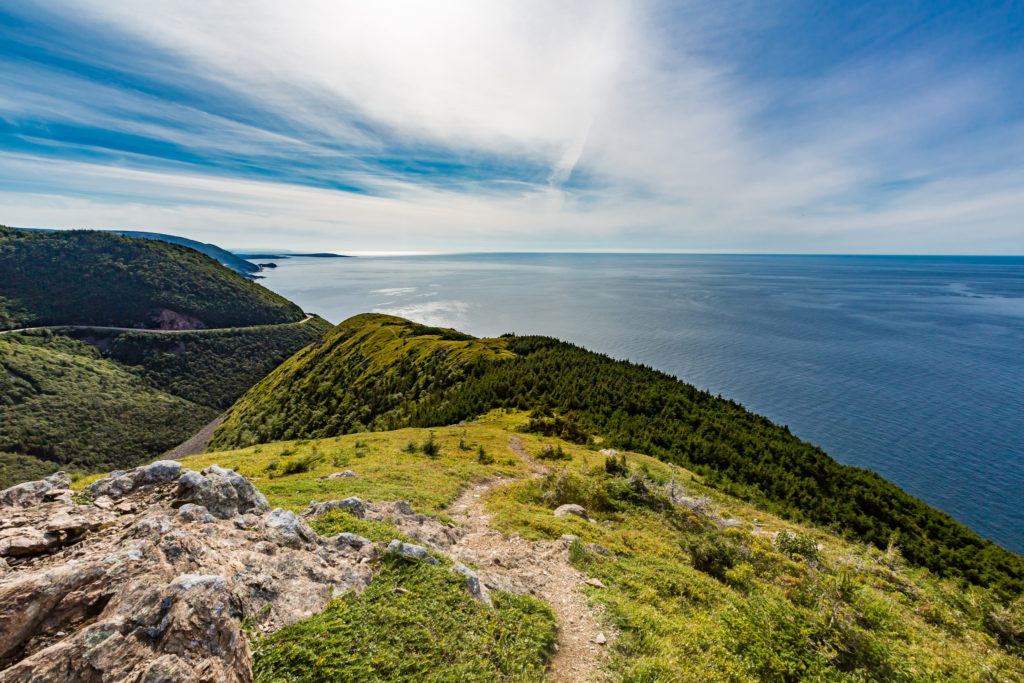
[2, 0, 1022, 252]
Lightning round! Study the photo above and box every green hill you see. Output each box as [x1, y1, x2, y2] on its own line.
[211, 313, 1024, 596]
[110, 230, 260, 276]
[0, 226, 303, 330]
[0, 225, 333, 486]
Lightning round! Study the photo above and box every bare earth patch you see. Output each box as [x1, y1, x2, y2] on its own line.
[446, 438, 614, 682]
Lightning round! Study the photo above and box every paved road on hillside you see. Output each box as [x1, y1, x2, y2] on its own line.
[0, 314, 316, 336]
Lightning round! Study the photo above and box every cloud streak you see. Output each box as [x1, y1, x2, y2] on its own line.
[1, 0, 1022, 252]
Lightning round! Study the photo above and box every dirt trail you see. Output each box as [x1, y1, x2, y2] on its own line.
[446, 438, 612, 683]
[0, 314, 316, 336]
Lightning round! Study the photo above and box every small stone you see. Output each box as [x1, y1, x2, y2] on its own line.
[453, 563, 491, 605]
[330, 532, 371, 549]
[595, 633, 607, 645]
[585, 577, 606, 588]
[93, 496, 114, 510]
[317, 470, 357, 480]
[386, 539, 438, 565]
[553, 504, 588, 520]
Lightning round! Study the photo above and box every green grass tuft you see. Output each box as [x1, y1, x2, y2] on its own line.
[252, 556, 556, 682]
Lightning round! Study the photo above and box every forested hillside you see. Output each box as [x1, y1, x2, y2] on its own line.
[0, 317, 330, 486]
[0, 336, 214, 477]
[0, 226, 303, 330]
[212, 313, 1024, 596]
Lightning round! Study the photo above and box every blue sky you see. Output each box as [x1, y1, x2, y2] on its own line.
[1, 1, 1022, 253]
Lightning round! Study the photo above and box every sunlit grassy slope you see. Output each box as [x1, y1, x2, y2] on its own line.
[208, 313, 513, 449]
[80, 414, 1024, 681]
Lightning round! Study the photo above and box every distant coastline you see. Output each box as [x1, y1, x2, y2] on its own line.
[234, 252, 351, 259]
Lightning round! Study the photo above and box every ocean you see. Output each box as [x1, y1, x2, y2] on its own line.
[256, 253, 1024, 554]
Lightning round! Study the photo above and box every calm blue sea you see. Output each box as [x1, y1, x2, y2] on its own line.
[257, 253, 1024, 554]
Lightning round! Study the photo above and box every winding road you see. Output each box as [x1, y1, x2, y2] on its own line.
[0, 314, 317, 336]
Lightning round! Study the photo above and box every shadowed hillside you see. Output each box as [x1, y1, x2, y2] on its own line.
[0, 226, 303, 330]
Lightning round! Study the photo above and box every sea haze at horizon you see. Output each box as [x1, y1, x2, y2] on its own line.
[254, 253, 1024, 554]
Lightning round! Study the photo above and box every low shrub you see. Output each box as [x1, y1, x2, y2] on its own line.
[537, 443, 571, 461]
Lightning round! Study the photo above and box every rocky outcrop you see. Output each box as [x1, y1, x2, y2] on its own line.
[0, 472, 71, 508]
[86, 461, 182, 500]
[174, 465, 270, 519]
[0, 465, 373, 682]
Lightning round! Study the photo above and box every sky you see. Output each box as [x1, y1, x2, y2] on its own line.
[1, 1, 1022, 254]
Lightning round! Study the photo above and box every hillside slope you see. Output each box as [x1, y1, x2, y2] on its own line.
[211, 313, 1024, 596]
[209, 314, 512, 446]
[94, 418, 1019, 681]
[0, 226, 302, 330]
[110, 230, 260, 276]
[0, 336, 215, 476]
[0, 317, 331, 487]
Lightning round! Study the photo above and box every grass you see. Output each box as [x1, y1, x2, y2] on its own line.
[169, 417, 531, 513]
[309, 508, 413, 544]
[252, 555, 556, 682]
[479, 436, 1024, 681]
[73, 413, 1024, 680]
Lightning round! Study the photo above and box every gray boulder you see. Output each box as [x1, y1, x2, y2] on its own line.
[174, 465, 269, 519]
[261, 508, 319, 548]
[0, 472, 72, 508]
[386, 540, 438, 565]
[553, 503, 588, 520]
[87, 461, 183, 500]
[302, 497, 365, 519]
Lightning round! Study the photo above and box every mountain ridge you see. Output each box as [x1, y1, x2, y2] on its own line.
[211, 313, 1024, 596]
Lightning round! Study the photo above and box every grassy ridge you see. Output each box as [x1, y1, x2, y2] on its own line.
[168, 420, 1024, 680]
[208, 314, 512, 449]
[0, 226, 303, 329]
[210, 314, 1024, 596]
